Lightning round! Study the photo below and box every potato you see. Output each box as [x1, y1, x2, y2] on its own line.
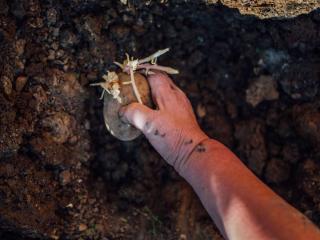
[103, 72, 153, 141]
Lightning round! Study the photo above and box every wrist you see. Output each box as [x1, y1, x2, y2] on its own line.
[171, 130, 210, 174]
[177, 138, 221, 177]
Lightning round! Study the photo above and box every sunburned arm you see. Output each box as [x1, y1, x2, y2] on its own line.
[121, 72, 320, 240]
[180, 138, 320, 240]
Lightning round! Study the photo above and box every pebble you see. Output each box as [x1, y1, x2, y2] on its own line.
[48, 49, 55, 60]
[15, 39, 26, 56]
[78, 223, 88, 232]
[60, 29, 79, 48]
[2, 76, 12, 96]
[41, 112, 72, 144]
[196, 103, 206, 118]
[246, 75, 279, 107]
[47, 8, 58, 25]
[56, 49, 64, 59]
[15, 76, 28, 92]
[59, 170, 71, 185]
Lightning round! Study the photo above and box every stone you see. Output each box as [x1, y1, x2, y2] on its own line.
[60, 29, 79, 49]
[47, 8, 58, 25]
[62, 72, 83, 97]
[215, 0, 320, 18]
[41, 112, 73, 144]
[258, 49, 289, 73]
[15, 39, 26, 56]
[59, 170, 71, 185]
[15, 76, 28, 92]
[78, 223, 87, 232]
[2, 76, 12, 96]
[196, 103, 206, 118]
[48, 49, 55, 60]
[246, 75, 279, 107]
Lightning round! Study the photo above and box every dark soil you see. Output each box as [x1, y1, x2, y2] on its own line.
[0, 0, 320, 239]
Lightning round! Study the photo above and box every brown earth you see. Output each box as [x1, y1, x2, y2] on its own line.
[0, 0, 320, 239]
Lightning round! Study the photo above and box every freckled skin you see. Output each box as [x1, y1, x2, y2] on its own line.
[121, 72, 320, 240]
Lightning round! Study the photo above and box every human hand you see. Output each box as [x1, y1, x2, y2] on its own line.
[119, 72, 208, 173]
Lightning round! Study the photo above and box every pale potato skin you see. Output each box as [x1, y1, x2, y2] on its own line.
[103, 72, 153, 141]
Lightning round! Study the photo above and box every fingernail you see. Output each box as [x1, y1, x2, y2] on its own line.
[118, 107, 129, 124]
[118, 106, 125, 117]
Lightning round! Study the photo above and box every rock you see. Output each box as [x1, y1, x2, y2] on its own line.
[30, 85, 47, 112]
[15, 76, 28, 92]
[279, 62, 319, 100]
[47, 49, 55, 60]
[41, 112, 73, 144]
[60, 29, 79, 49]
[196, 103, 206, 118]
[62, 72, 83, 97]
[246, 75, 279, 107]
[265, 158, 290, 183]
[59, 170, 71, 185]
[217, 0, 320, 18]
[235, 119, 267, 176]
[47, 8, 58, 25]
[258, 49, 289, 73]
[78, 223, 88, 232]
[55, 49, 64, 59]
[15, 39, 26, 56]
[2, 76, 12, 96]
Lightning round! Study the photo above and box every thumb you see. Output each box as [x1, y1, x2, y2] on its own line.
[119, 102, 154, 132]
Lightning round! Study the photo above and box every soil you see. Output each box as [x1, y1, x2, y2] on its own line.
[0, 0, 320, 239]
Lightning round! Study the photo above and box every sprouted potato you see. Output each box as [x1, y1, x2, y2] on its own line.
[92, 48, 178, 141]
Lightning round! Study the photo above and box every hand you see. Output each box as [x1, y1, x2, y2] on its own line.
[119, 72, 208, 173]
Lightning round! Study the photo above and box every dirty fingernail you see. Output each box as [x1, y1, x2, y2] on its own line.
[118, 106, 126, 117]
[118, 107, 129, 123]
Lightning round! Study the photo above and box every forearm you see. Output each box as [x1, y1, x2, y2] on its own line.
[180, 139, 320, 240]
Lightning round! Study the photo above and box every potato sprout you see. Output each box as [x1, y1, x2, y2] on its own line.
[92, 48, 179, 104]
